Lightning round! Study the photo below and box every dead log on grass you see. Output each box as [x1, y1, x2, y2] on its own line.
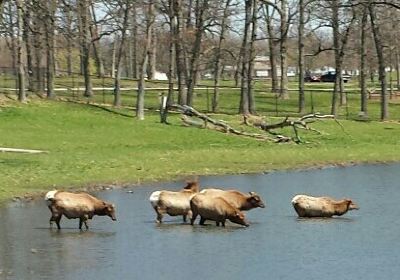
[243, 113, 338, 143]
[171, 104, 289, 142]
[171, 105, 339, 143]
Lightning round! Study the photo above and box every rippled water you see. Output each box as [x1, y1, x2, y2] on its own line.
[1, 164, 400, 280]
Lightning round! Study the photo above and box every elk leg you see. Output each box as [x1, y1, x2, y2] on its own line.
[190, 212, 198, 225]
[55, 215, 62, 230]
[199, 217, 206, 226]
[49, 216, 56, 228]
[155, 206, 164, 223]
[84, 216, 89, 230]
[79, 215, 89, 230]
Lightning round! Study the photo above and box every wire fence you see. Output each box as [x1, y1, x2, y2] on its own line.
[1, 67, 398, 120]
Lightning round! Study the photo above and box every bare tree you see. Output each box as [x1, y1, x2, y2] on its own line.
[298, 0, 306, 113]
[239, 0, 252, 114]
[186, 0, 210, 107]
[369, 1, 388, 120]
[212, 0, 232, 113]
[263, 4, 279, 93]
[90, 2, 105, 78]
[45, 0, 57, 99]
[360, 3, 368, 115]
[136, 0, 155, 120]
[78, 0, 93, 97]
[261, 0, 296, 99]
[16, 0, 26, 101]
[113, 0, 131, 107]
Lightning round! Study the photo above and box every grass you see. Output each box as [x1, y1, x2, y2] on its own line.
[1, 94, 400, 204]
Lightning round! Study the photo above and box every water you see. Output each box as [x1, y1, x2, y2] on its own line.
[1, 164, 400, 280]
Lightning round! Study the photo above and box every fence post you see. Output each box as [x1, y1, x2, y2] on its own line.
[310, 90, 314, 114]
[345, 90, 349, 119]
[160, 93, 168, 123]
[72, 74, 76, 99]
[102, 76, 105, 104]
[206, 86, 210, 113]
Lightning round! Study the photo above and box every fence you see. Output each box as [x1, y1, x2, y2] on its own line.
[1, 67, 397, 120]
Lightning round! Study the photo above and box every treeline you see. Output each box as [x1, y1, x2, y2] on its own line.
[0, 0, 399, 120]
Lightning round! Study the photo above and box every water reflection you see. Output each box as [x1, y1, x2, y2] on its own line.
[1, 164, 400, 280]
[295, 216, 356, 223]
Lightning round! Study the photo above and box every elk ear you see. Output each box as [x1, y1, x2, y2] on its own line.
[249, 191, 255, 196]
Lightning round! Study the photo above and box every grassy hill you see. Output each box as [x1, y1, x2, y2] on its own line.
[0, 95, 400, 203]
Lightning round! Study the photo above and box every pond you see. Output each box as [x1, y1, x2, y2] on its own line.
[1, 164, 400, 280]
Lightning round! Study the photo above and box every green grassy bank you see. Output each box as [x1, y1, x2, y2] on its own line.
[0, 98, 400, 203]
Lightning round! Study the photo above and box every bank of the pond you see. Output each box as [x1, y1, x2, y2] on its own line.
[1, 99, 400, 204]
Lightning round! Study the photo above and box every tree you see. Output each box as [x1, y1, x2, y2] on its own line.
[90, 2, 105, 78]
[369, 1, 388, 120]
[359, 3, 368, 115]
[78, 0, 93, 97]
[45, 0, 57, 99]
[16, 0, 26, 102]
[263, 4, 279, 93]
[211, 0, 232, 113]
[261, 0, 296, 99]
[112, 0, 131, 107]
[136, 0, 155, 120]
[186, 0, 210, 107]
[298, 0, 306, 113]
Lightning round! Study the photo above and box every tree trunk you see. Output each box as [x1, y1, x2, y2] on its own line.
[265, 5, 279, 93]
[46, 0, 57, 99]
[136, 0, 154, 120]
[167, 0, 176, 107]
[369, 3, 388, 120]
[131, 3, 138, 79]
[65, 4, 73, 76]
[247, 0, 257, 114]
[239, 0, 251, 115]
[298, 0, 305, 113]
[330, 0, 354, 115]
[212, 0, 231, 113]
[147, 29, 156, 80]
[23, 1, 34, 92]
[90, 3, 105, 78]
[16, 0, 26, 102]
[360, 4, 368, 115]
[186, 0, 209, 107]
[113, 2, 130, 107]
[174, 0, 187, 105]
[111, 38, 117, 78]
[279, 0, 289, 99]
[78, 0, 93, 97]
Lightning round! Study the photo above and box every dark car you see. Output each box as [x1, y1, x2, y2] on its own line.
[304, 72, 321, 82]
[320, 71, 351, 83]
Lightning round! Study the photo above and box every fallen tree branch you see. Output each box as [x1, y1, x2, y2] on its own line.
[172, 105, 282, 141]
[171, 105, 292, 142]
[244, 113, 337, 143]
[171, 105, 339, 143]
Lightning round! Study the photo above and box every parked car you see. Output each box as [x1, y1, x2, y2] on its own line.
[304, 72, 321, 82]
[320, 71, 351, 83]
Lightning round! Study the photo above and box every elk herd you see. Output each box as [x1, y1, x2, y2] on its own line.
[44, 180, 359, 230]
